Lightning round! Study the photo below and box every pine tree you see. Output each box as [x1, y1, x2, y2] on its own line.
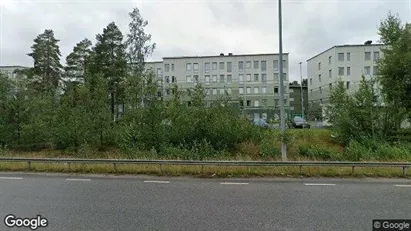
[27, 29, 63, 91]
[65, 38, 93, 84]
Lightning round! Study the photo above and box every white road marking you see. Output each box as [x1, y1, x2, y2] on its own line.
[394, 184, 411, 187]
[0, 177, 23, 180]
[66, 178, 91, 182]
[220, 182, 249, 185]
[144, 180, 170, 184]
[304, 183, 336, 186]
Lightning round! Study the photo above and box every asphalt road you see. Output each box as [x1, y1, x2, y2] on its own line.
[0, 173, 410, 231]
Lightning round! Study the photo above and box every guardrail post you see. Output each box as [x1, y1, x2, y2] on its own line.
[403, 167, 407, 177]
[113, 163, 117, 172]
[299, 165, 302, 175]
[68, 162, 71, 171]
[27, 161, 31, 170]
[201, 165, 204, 176]
[159, 164, 163, 174]
[351, 166, 355, 175]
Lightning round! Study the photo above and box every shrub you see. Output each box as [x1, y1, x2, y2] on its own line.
[298, 144, 341, 160]
[259, 138, 280, 159]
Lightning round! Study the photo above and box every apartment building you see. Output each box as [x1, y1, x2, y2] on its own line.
[288, 81, 308, 117]
[306, 41, 384, 117]
[146, 53, 290, 120]
[0, 66, 29, 78]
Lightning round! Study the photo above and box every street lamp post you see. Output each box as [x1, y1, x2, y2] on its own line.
[299, 62, 305, 122]
[278, 0, 287, 160]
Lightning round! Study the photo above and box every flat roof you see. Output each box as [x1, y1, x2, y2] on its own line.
[145, 61, 163, 64]
[163, 53, 290, 60]
[0, 65, 29, 68]
[306, 44, 384, 62]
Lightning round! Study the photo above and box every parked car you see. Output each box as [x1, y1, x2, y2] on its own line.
[290, 117, 310, 129]
[253, 118, 269, 128]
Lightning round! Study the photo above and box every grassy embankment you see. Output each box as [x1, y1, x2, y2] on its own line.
[0, 129, 410, 178]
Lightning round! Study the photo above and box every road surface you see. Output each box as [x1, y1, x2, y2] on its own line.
[0, 172, 410, 231]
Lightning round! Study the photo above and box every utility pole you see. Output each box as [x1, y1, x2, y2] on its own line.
[278, 0, 287, 160]
[299, 62, 305, 122]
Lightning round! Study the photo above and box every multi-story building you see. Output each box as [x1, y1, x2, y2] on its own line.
[306, 41, 384, 118]
[0, 66, 29, 78]
[146, 53, 290, 121]
[288, 81, 308, 118]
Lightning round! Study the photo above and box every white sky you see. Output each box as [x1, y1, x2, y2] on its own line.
[1, 0, 410, 81]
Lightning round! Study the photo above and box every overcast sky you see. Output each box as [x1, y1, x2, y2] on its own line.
[1, 0, 410, 81]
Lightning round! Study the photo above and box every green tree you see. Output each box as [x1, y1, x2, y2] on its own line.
[125, 7, 156, 108]
[92, 22, 127, 122]
[27, 29, 63, 91]
[65, 38, 93, 83]
[377, 12, 411, 122]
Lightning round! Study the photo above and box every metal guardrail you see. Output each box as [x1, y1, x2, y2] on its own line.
[0, 158, 410, 176]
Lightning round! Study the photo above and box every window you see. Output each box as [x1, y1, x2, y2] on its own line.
[261, 61, 267, 71]
[283, 73, 287, 81]
[157, 91, 162, 97]
[274, 73, 279, 81]
[186, 63, 192, 71]
[246, 87, 251, 94]
[319, 87, 322, 94]
[338, 67, 344, 76]
[262, 86, 267, 94]
[186, 76, 192, 83]
[329, 83, 332, 90]
[246, 100, 251, 107]
[319, 74, 322, 82]
[227, 74, 232, 83]
[220, 74, 225, 83]
[329, 70, 332, 78]
[219, 88, 224, 95]
[254, 61, 259, 69]
[273, 60, 279, 69]
[212, 88, 217, 95]
[318, 62, 321, 70]
[205, 63, 210, 73]
[238, 61, 244, 71]
[212, 75, 217, 83]
[171, 64, 174, 71]
[254, 74, 259, 82]
[373, 66, 379, 75]
[239, 74, 244, 84]
[193, 63, 199, 72]
[347, 52, 351, 61]
[212, 62, 217, 70]
[239, 101, 244, 107]
[347, 67, 351, 76]
[239, 87, 244, 94]
[254, 100, 259, 107]
[166, 89, 170, 96]
[346, 81, 350, 89]
[364, 66, 371, 75]
[338, 53, 344, 61]
[373, 51, 380, 61]
[172, 76, 176, 83]
[329, 56, 332, 65]
[194, 75, 199, 83]
[274, 87, 278, 93]
[165, 64, 170, 72]
[227, 88, 232, 94]
[227, 62, 232, 72]
[282, 60, 287, 67]
[262, 100, 267, 107]
[310, 78, 312, 86]
[219, 62, 224, 70]
[254, 87, 259, 94]
[165, 76, 170, 83]
[262, 74, 267, 83]
[246, 61, 251, 69]
[157, 80, 162, 86]
[365, 52, 371, 61]
[206, 89, 210, 95]
[205, 75, 210, 84]
[157, 68, 162, 76]
[246, 74, 251, 82]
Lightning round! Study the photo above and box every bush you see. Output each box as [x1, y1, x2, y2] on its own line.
[259, 138, 280, 159]
[298, 144, 341, 160]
